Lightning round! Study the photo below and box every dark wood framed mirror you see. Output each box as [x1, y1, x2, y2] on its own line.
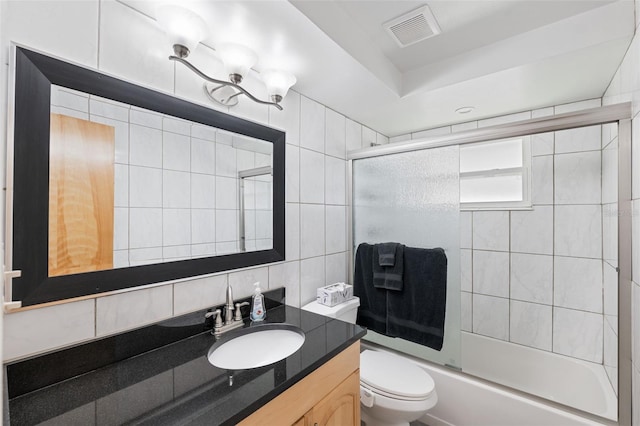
[8, 46, 285, 307]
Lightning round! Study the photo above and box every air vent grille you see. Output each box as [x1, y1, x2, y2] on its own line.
[383, 5, 441, 48]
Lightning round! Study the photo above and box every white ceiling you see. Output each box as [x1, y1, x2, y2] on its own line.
[124, 0, 635, 137]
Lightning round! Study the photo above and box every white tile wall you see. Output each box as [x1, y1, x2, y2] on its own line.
[300, 256, 326, 305]
[325, 108, 346, 159]
[472, 211, 509, 251]
[554, 125, 601, 154]
[553, 307, 603, 363]
[554, 205, 602, 258]
[472, 250, 509, 297]
[300, 204, 325, 258]
[299, 148, 325, 204]
[300, 96, 325, 153]
[473, 294, 509, 341]
[554, 151, 602, 204]
[531, 155, 553, 205]
[510, 253, 553, 305]
[554, 257, 603, 313]
[510, 300, 552, 351]
[511, 206, 553, 255]
[173, 274, 228, 316]
[325, 205, 346, 254]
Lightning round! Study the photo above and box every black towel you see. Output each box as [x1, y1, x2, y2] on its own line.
[354, 243, 387, 335]
[377, 243, 398, 266]
[372, 243, 404, 291]
[387, 247, 447, 351]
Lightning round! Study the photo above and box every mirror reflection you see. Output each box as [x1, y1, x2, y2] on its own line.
[48, 85, 273, 277]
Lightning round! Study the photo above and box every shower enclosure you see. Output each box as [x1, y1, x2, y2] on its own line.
[348, 104, 632, 423]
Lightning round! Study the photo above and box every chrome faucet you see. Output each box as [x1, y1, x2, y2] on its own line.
[205, 283, 249, 336]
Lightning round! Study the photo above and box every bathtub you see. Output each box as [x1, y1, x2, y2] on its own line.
[363, 332, 617, 425]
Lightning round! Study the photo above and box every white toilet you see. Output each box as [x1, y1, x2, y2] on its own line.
[302, 297, 438, 426]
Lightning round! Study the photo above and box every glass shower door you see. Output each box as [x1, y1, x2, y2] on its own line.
[352, 145, 461, 368]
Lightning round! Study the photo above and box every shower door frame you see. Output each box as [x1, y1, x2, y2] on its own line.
[347, 102, 632, 425]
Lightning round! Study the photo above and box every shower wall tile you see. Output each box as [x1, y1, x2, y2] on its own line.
[602, 140, 618, 204]
[285, 203, 300, 261]
[554, 151, 601, 204]
[285, 144, 300, 203]
[604, 320, 618, 368]
[510, 253, 553, 305]
[603, 203, 618, 264]
[604, 262, 618, 317]
[325, 205, 346, 254]
[300, 204, 325, 259]
[325, 252, 347, 285]
[477, 110, 531, 128]
[510, 300, 552, 351]
[325, 156, 346, 205]
[300, 256, 326, 305]
[300, 96, 325, 153]
[299, 148, 325, 204]
[554, 125, 601, 154]
[553, 307, 603, 363]
[460, 212, 472, 249]
[461, 291, 472, 332]
[473, 294, 509, 341]
[554, 256, 603, 313]
[531, 132, 554, 156]
[554, 205, 602, 258]
[531, 155, 553, 205]
[554, 99, 601, 115]
[325, 108, 346, 159]
[510, 206, 553, 255]
[346, 119, 363, 152]
[633, 282, 640, 369]
[472, 211, 509, 251]
[472, 250, 509, 298]
[460, 249, 472, 292]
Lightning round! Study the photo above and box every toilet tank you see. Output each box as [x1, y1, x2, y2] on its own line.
[301, 297, 360, 324]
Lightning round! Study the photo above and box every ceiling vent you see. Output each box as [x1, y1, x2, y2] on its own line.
[383, 5, 441, 48]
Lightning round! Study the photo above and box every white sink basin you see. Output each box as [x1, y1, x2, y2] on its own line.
[207, 323, 305, 370]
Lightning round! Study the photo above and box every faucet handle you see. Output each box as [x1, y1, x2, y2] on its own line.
[234, 302, 250, 321]
[205, 309, 223, 330]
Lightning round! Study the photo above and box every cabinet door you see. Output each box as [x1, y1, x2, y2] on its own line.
[309, 370, 360, 426]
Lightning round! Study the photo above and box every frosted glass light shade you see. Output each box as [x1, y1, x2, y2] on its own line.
[261, 69, 296, 101]
[156, 4, 208, 56]
[216, 43, 258, 81]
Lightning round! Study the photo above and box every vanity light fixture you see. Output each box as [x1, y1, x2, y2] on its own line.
[157, 5, 296, 111]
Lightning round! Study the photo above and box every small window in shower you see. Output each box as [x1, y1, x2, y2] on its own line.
[460, 136, 531, 209]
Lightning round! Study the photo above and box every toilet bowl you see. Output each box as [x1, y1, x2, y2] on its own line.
[302, 298, 438, 426]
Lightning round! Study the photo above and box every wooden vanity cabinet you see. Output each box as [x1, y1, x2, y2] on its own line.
[238, 342, 361, 426]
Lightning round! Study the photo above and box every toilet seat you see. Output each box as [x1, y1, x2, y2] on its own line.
[360, 350, 435, 401]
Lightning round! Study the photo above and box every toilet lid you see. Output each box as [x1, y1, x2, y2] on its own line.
[360, 350, 435, 400]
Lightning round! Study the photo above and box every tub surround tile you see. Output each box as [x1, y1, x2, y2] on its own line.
[604, 320, 618, 368]
[286, 145, 300, 203]
[461, 291, 472, 332]
[269, 91, 300, 147]
[300, 96, 325, 153]
[554, 125, 601, 154]
[604, 261, 619, 317]
[602, 141, 618, 204]
[510, 253, 553, 305]
[285, 203, 301, 261]
[531, 155, 553, 205]
[554, 256, 602, 313]
[96, 286, 173, 337]
[473, 251, 509, 297]
[473, 294, 509, 341]
[300, 204, 325, 259]
[554, 151, 601, 204]
[325, 108, 346, 159]
[460, 212, 472, 249]
[299, 149, 325, 204]
[633, 282, 640, 369]
[603, 204, 619, 264]
[325, 156, 346, 205]
[510, 206, 553, 255]
[554, 205, 602, 259]
[300, 256, 326, 305]
[510, 300, 552, 351]
[552, 307, 603, 363]
[325, 205, 346, 254]
[472, 211, 509, 251]
[346, 119, 363, 152]
[531, 132, 554, 156]
[3, 300, 95, 361]
[325, 252, 347, 286]
[460, 249, 472, 292]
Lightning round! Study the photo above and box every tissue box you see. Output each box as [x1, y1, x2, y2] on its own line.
[317, 283, 354, 307]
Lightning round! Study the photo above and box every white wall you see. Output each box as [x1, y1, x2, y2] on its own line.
[0, 0, 389, 363]
[602, 3, 640, 424]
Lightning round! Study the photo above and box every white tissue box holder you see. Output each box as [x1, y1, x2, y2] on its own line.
[317, 283, 354, 307]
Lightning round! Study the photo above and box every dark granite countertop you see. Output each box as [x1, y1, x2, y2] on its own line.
[6, 288, 366, 425]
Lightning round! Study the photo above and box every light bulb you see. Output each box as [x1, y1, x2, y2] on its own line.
[156, 4, 208, 58]
[261, 69, 296, 103]
[216, 43, 258, 83]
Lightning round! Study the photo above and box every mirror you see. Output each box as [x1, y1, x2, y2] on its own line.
[9, 46, 285, 306]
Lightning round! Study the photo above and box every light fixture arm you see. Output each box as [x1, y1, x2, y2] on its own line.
[169, 55, 283, 111]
